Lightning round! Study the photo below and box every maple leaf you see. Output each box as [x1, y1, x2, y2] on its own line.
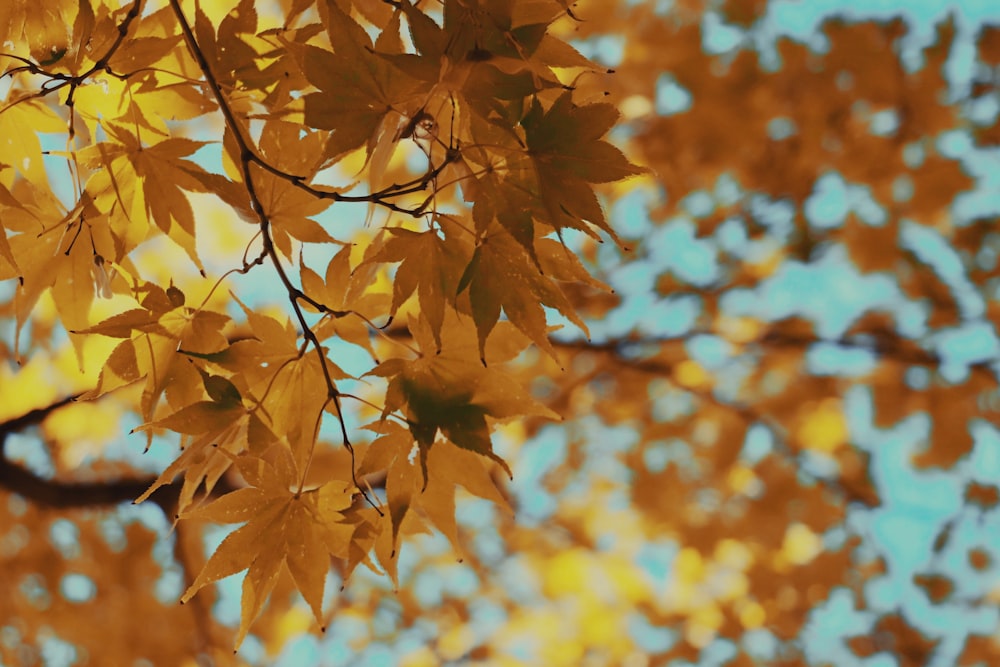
[209, 298, 348, 470]
[300, 244, 390, 358]
[133, 396, 273, 515]
[301, 1, 424, 165]
[0, 184, 119, 364]
[78, 129, 224, 273]
[252, 170, 340, 259]
[357, 420, 418, 575]
[521, 92, 644, 242]
[76, 282, 231, 447]
[0, 179, 20, 275]
[0, 97, 67, 184]
[179, 446, 354, 648]
[360, 420, 513, 577]
[457, 230, 593, 362]
[191, 0, 264, 91]
[386, 1, 553, 125]
[370, 311, 553, 482]
[361, 216, 471, 351]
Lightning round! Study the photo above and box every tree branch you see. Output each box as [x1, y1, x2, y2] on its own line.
[0, 458, 157, 509]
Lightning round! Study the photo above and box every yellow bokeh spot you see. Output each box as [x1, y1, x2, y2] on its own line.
[713, 539, 752, 571]
[0, 358, 59, 422]
[726, 465, 758, 495]
[737, 600, 766, 629]
[620, 94, 654, 120]
[189, 193, 257, 261]
[498, 420, 526, 446]
[45, 400, 122, 467]
[684, 604, 722, 648]
[438, 625, 475, 661]
[544, 549, 589, 597]
[674, 547, 705, 584]
[674, 360, 712, 390]
[0, 334, 114, 423]
[798, 399, 848, 453]
[269, 607, 313, 654]
[746, 247, 783, 278]
[711, 570, 749, 602]
[400, 646, 439, 667]
[716, 315, 762, 344]
[579, 599, 621, 651]
[607, 556, 649, 604]
[781, 523, 822, 566]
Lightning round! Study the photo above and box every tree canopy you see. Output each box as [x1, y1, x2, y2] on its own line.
[3, 0, 1000, 665]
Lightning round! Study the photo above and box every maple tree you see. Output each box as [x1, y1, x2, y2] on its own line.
[2, 0, 1000, 665]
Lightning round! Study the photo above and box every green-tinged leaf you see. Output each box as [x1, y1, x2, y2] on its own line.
[521, 93, 644, 241]
[458, 231, 587, 361]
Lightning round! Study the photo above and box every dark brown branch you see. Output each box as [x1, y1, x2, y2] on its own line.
[0, 452, 244, 517]
[0, 394, 80, 449]
[0, 395, 240, 514]
[167, 0, 381, 511]
[0, 459, 157, 509]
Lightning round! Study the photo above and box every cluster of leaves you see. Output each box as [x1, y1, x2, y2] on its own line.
[6, 0, 1000, 665]
[0, 0, 640, 651]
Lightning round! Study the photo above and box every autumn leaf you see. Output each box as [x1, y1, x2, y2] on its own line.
[180, 446, 353, 647]
[457, 230, 590, 362]
[252, 170, 339, 259]
[362, 216, 471, 351]
[370, 311, 553, 481]
[300, 244, 389, 357]
[521, 92, 644, 242]
[76, 282, 231, 447]
[78, 129, 222, 272]
[301, 1, 424, 165]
